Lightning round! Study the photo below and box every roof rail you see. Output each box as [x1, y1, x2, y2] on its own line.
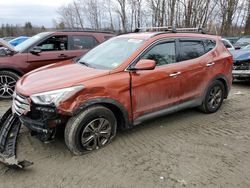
[56, 29, 114, 34]
[134, 27, 206, 34]
[134, 26, 176, 33]
[175, 27, 206, 34]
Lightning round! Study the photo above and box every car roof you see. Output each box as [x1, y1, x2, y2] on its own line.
[117, 32, 220, 40]
[51, 30, 115, 36]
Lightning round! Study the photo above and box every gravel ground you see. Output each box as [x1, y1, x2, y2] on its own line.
[0, 82, 250, 188]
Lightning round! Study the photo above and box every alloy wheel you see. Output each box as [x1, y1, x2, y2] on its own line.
[81, 118, 112, 151]
[0, 75, 16, 99]
[208, 86, 223, 110]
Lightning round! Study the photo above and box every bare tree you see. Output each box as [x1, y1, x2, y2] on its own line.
[244, 1, 250, 34]
[115, 0, 127, 32]
[55, 0, 248, 35]
[219, 0, 239, 36]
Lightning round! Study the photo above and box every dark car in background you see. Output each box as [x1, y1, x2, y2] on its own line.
[0, 30, 114, 99]
[231, 49, 250, 81]
[224, 36, 240, 45]
[234, 36, 250, 49]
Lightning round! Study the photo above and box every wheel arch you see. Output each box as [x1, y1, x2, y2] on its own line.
[205, 74, 230, 99]
[0, 66, 24, 77]
[73, 98, 132, 130]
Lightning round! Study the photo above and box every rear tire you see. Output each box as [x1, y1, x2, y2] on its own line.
[64, 105, 117, 155]
[0, 71, 20, 99]
[200, 80, 225, 113]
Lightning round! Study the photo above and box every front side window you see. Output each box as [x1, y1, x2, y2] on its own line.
[70, 36, 98, 50]
[142, 42, 176, 66]
[78, 38, 144, 69]
[36, 36, 68, 51]
[180, 40, 205, 61]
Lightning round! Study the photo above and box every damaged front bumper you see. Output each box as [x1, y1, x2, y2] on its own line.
[0, 108, 33, 169]
[232, 70, 250, 78]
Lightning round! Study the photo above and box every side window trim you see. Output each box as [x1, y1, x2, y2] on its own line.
[128, 38, 177, 69]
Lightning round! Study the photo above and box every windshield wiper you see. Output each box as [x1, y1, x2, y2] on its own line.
[78, 61, 90, 67]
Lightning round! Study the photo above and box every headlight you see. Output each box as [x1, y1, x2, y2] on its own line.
[30, 85, 84, 106]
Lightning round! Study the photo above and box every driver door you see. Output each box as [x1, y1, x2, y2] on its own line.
[131, 40, 182, 119]
[27, 35, 73, 69]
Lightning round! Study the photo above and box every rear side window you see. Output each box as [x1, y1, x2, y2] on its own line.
[70, 36, 98, 50]
[142, 42, 176, 66]
[180, 40, 205, 61]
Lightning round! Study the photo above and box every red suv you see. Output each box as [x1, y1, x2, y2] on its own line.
[0, 28, 233, 167]
[0, 30, 114, 99]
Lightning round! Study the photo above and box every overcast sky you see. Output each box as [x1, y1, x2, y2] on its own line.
[0, 0, 72, 27]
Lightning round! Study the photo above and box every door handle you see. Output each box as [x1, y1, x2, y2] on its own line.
[206, 62, 215, 67]
[169, 72, 181, 77]
[58, 54, 68, 58]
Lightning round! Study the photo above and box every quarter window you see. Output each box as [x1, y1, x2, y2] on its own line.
[204, 40, 216, 52]
[70, 36, 98, 50]
[142, 42, 176, 66]
[180, 40, 205, 61]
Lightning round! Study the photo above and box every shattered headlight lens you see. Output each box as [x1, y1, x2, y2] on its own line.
[30, 85, 84, 106]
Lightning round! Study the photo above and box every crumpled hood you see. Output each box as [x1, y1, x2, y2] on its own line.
[16, 60, 109, 96]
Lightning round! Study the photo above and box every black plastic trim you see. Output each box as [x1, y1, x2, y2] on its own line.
[73, 98, 132, 129]
[134, 98, 203, 125]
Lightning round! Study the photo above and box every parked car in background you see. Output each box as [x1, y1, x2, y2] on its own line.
[231, 49, 250, 81]
[234, 36, 250, 49]
[0, 38, 15, 56]
[242, 44, 250, 50]
[224, 36, 240, 45]
[0, 30, 114, 99]
[2, 37, 15, 42]
[9, 36, 29, 46]
[222, 38, 235, 51]
[6, 28, 232, 158]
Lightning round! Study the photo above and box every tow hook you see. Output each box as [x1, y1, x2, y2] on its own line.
[0, 108, 33, 169]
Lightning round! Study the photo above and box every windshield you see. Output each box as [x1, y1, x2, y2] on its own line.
[14, 32, 51, 52]
[78, 37, 145, 69]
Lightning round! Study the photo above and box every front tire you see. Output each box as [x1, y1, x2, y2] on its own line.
[200, 80, 225, 113]
[64, 105, 117, 155]
[0, 71, 20, 99]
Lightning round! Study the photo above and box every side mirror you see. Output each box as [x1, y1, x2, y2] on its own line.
[132, 59, 156, 71]
[30, 46, 42, 54]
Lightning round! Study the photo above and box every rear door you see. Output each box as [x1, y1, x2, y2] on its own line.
[131, 39, 183, 119]
[27, 35, 71, 69]
[177, 38, 208, 101]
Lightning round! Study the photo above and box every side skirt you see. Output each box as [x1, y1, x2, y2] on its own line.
[133, 98, 202, 126]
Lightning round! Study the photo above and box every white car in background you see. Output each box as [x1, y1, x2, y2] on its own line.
[222, 38, 235, 51]
[242, 45, 250, 50]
